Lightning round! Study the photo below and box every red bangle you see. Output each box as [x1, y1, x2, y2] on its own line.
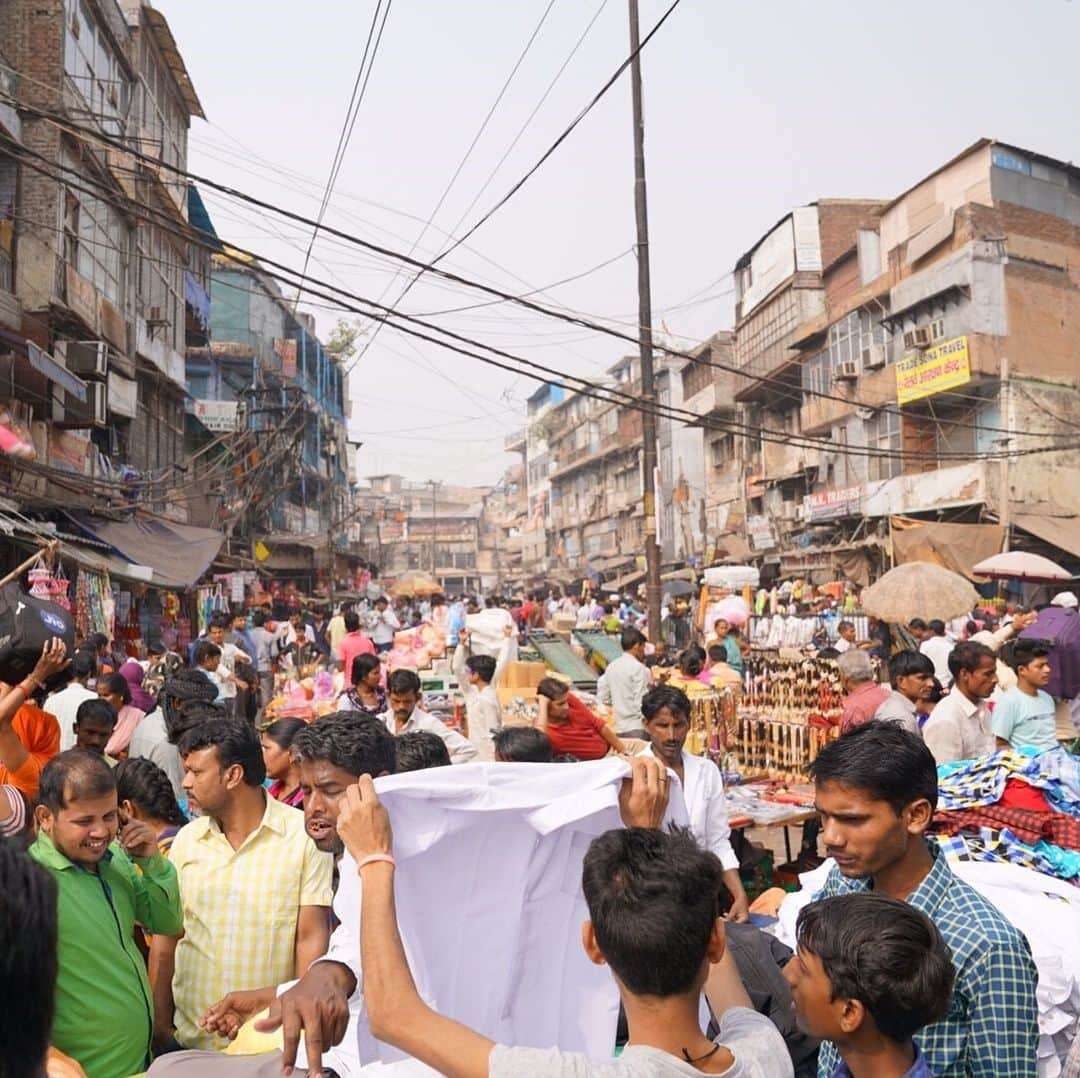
[17, 679, 37, 696]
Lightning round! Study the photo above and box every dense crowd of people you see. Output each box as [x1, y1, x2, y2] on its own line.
[0, 581, 1076, 1077]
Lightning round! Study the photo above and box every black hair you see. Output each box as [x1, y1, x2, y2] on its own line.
[965, 620, 979, 635]
[465, 653, 497, 683]
[344, 611, 361, 633]
[252, 611, 267, 628]
[387, 668, 421, 696]
[193, 640, 222, 665]
[908, 619, 928, 633]
[88, 632, 109, 653]
[162, 669, 224, 745]
[210, 612, 231, 630]
[887, 649, 935, 688]
[809, 721, 937, 815]
[621, 627, 646, 651]
[263, 717, 307, 752]
[947, 640, 995, 680]
[1005, 637, 1051, 674]
[707, 644, 727, 664]
[293, 712, 397, 778]
[71, 650, 97, 681]
[837, 620, 855, 633]
[796, 892, 954, 1042]
[552, 752, 580, 763]
[178, 718, 266, 786]
[395, 730, 452, 772]
[351, 653, 382, 686]
[494, 726, 553, 763]
[928, 619, 946, 636]
[642, 684, 691, 722]
[75, 698, 118, 730]
[98, 672, 131, 706]
[115, 757, 187, 827]
[38, 749, 117, 812]
[536, 676, 569, 701]
[582, 827, 723, 997]
[678, 645, 706, 678]
[0, 834, 58, 1078]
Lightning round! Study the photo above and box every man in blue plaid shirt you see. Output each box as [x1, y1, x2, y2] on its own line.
[809, 721, 1038, 1077]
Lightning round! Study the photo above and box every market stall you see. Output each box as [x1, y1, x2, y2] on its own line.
[731, 655, 842, 780]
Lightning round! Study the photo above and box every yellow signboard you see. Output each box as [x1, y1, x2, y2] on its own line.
[896, 335, 971, 404]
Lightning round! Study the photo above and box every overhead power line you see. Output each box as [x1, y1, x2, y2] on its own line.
[0, 97, 1069, 451]
[6, 138, 1065, 473]
[348, 0, 561, 370]
[293, 0, 394, 311]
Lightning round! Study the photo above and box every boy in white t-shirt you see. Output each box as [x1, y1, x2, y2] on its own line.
[337, 763, 792, 1078]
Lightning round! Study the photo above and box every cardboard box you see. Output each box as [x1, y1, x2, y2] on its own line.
[501, 661, 548, 691]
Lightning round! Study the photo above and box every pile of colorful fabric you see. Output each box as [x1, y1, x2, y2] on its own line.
[930, 747, 1080, 885]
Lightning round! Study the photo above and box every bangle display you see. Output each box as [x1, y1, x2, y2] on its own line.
[355, 853, 396, 874]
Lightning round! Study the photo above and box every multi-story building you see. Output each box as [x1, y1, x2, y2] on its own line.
[184, 244, 354, 585]
[726, 143, 1080, 583]
[0, 0, 201, 517]
[358, 474, 491, 596]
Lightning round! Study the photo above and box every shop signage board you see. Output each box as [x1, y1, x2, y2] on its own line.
[191, 400, 238, 432]
[747, 514, 777, 550]
[805, 486, 862, 523]
[896, 335, 971, 404]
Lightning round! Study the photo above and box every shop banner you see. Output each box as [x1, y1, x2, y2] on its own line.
[747, 514, 777, 550]
[191, 399, 238, 432]
[805, 486, 862, 523]
[896, 335, 971, 404]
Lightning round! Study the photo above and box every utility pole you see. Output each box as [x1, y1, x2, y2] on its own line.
[999, 354, 1011, 549]
[627, 0, 662, 640]
[429, 479, 438, 576]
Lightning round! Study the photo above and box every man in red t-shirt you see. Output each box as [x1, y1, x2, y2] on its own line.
[535, 677, 625, 761]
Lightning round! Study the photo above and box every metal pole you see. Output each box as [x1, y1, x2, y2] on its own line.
[999, 353, 1011, 549]
[430, 480, 438, 576]
[627, 0, 662, 640]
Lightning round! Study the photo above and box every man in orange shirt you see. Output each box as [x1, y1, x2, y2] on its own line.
[0, 638, 69, 799]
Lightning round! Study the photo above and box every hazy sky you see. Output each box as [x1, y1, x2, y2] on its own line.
[159, 0, 1078, 487]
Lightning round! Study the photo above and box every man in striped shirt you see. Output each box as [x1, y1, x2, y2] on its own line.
[150, 718, 333, 1052]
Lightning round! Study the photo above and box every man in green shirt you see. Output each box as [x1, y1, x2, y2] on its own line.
[30, 749, 184, 1078]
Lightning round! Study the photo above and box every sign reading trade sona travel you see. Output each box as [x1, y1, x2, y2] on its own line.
[896, 335, 971, 404]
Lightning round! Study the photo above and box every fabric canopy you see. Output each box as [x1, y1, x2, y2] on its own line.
[889, 517, 1005, 581]
[1012, 512, 1080, 562]
[74, 515, 224, 589]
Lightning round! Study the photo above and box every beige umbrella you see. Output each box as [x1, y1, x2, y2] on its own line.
[862, 562, 979, 624]
[389, 571, 442, 599]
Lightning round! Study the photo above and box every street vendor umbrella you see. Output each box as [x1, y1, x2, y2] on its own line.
[389, 571, 442, 598]
[663, 580, 696, 597]
[861, 562, 979, 624]
[973, 550, 1073, 585]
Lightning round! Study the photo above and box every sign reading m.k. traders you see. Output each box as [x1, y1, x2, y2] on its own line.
[896, 335, 971, 404]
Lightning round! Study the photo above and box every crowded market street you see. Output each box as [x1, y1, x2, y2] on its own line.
[1, 2, 1080, 1078]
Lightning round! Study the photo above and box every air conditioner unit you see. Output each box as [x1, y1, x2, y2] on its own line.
[62, 340, 108, 379]
[64, 382, 107, 427]
[903, 325, 933, 350]
[834, 359, 859, 382]
[929, 317, 946, 342]
[861, 344, 887, 370]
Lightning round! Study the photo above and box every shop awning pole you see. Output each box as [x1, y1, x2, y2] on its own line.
[0, 539, 59, 589]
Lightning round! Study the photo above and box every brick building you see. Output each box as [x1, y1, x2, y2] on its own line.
[0, 0, 201, 517]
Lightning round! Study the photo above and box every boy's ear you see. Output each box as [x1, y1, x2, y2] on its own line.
[581, 921, 607, 968]
[705, 917, 726, 964]
[837, 996, 865, 1036]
